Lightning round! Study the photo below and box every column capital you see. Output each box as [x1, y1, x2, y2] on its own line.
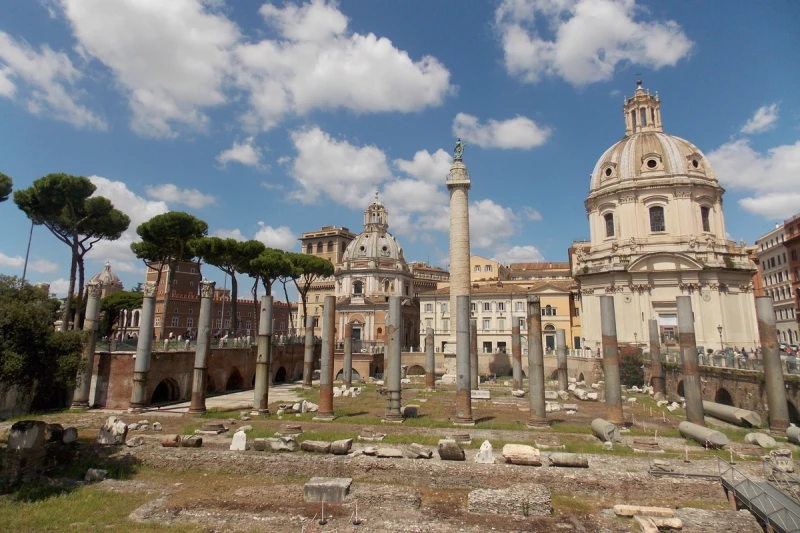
[200, 279, 216, 298]
[86, 280, 102, 299]
[142, 280, 158, 298]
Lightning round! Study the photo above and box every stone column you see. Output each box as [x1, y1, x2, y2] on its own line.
[447, 153, 471, 348]
[315, 296, 336, 420]
[454, 295, 474, 425]
[252, 295, 273, 416]
[425, 327, 435, 390]
[511, 325, 522, 391]
[302, 315, 315, 387]
[188, 279, 215, 414]
[676, 296, 704, 426]
[648, 319, 665, 395]
[129, 281, 157, 412]
[527, 295, 546, 427]
[470, 318, 479, 390]
[756, 296, 790, 432]
[556, 328, 568, 392]
[384, 295, 403, 422]
[600, 296, 624, 425]
[71, 281, 102, 409]
[343, 323, 353, 388]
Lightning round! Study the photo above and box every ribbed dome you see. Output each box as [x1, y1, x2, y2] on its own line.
[89, 262, 123, 287]
[342, 231, 405, 262]
[589, 132, 717, 193]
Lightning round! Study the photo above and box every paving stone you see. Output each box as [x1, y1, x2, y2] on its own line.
[468, 484, 551, 516]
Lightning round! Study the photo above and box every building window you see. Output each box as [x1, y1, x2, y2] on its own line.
[482, 319, 490, 330]
[604, 213, 614, 237]
[224, 319, 230, 328]
[424, 303, 433, 312]
[171, 317, 179, 327]
[245, 321, 251, 330]
[498, 318, 505, 330]
[441, 303, 448, 313]
[575, 307, 580, 317]
[701, 206, 711, 232]
[174, 308, 178, 313]
[190, 281, 194, 287]
[515, 301, 524, 312]
[425, 318, 432, 328]
[306, 243, 313, 254]
[518, 318, 525, 329]
[215, 319, 221, 329]
[315, 295, 319, 302]
[312, 317, 319, 327]
[155, 317, 161, 327]
[186, 318, 193, 328]
[649, 206, 665, 232]
[574, 337, 581, 349]
[316, 242, 323, 253]
[486, 265, 493, 272]
[279, 321, 285, 330]
[327, 241, 333, 252]
[442, 319, 449, 331]
[483, 302, 491, 312]
[471, 303, 476, 313]
[483, 341, 492, 353]
[640, 108, 647, 126]
[474, 265, 481, 272]
[353, 281, 363, 295]
[497, 302, 505, 311]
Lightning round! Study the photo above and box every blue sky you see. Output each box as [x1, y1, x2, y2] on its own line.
[0, 0, 798, 300]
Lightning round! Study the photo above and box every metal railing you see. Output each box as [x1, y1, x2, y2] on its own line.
[659, 350, 799, 375]
[718, 457, 800, 533]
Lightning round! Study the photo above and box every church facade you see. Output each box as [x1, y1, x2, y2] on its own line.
[573, 82, 758, 351]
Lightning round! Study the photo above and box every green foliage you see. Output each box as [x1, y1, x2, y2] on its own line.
[0, 275, 84, 400]
[723, 256, 735, 268]
[619, 347, 645, 387]
[13, 174, 130, 329]
[98, 291, 144, 338]
[285, 252, 335, 320]
[245, 248, 293, 296]
[0, 172, 11, 203]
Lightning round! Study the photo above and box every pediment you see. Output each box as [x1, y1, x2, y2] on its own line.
[626, 252, 703, 273]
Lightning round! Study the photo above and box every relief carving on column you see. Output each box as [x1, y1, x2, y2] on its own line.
[200, 279, 217, 298]
[86, 281, 102, 299]
[142, 280, 157, 298]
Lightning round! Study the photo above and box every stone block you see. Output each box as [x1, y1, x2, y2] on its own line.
[400, 405, 418, 418]
[97, 416, 128, 445]
[161, 434, 181, 447]
[303, 477, 352, 504]
[437, 439, 465, 461]
[401, 378, 411, 384]
[613, 505, 675, 518]
[545, 402, 561, 413]
[152, 422, 162, 432]
[44, 423, 64, 443]
[197, 423, 227, 435]
[229, 430, 247, 451]
[563, 404, 578, 411]
[474, 440, 495, 464]
[744, 433, 777, 448]
[376, 447, 403, 458]
[586, 392, 599, 401]
[276, 424, 303, 436]
[265, 437, 299, 452]
[84, 468, 108, 483]
[557, 391, 569, 401]
[8, 421, 46, 450]
[362, 446, 378, 456]
[544, 391, 558, 400]
[125, 436, 145, 447]
[573, 388, 588, 400]
[511, 389, 526, 398]
[468, 484, 551, 516]
[471, 390, 490, 400]
[181, 436, 202, 447]
[502, 444, 541, 466]
[62, 427, 78, 444]
[548, 453, 588, 468]
[404, 443, 433, 459]
[330, 439, 353, 455]
[358, 429, 386, 442]
[301, 440, 332, 453]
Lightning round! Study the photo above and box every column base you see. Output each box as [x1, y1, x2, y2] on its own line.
[251, 409, 271, 417]
[313, 413, 336, 421]
[381, 414, 404, 424]
[526, 420, 551, 429]
[70, 401, 90, 410]
[453, 418, 476, 427]
[127, 406, 147, 414]
[187, 408, 207, 415]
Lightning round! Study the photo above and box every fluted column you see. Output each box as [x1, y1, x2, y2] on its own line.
[129, 281, 157, 412]
[315, 296, 336, 420]
[343, 324, 353, 388]
[600, 296, 624, 425]
[253, 294, 273, 416]
[71, 281, 102, 409]
[188, 279, 215, 414]
[302, 315, 315, 387]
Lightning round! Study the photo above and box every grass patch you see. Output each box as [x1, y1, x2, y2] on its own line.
[551, 491, 592, 513]
[551, 423, 594, 435]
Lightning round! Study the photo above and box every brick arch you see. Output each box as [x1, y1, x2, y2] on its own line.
[677, 380, 684, 397]
[788, 400, 800, 425]
[407, 365, 425, 376]
[715, 387, 735, 406]
[151, 377, 180, 404]
[226, 367, 244, 390]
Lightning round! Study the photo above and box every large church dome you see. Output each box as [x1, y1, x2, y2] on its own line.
[341, 194, 406, 265]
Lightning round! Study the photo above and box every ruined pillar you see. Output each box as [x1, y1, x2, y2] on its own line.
[512, 325, 522, 391]
[470, 318, 479, 390]
[188, 279, 215, 414]
[315, 296, 335, 420]
[129, 281, 157, 412]
[676, 296, 704, 426]
[252, 294, 273, 416]
[556, 328, 568, 392]
[757, 296, 790, 432]
[302, 315, 315, 387]
[71, 281, 102, 409]
[527, 295, 546, 426]
[343, 323, 353, 388]
[648, 319, 665, 395]
[425, 327, 435, 390]
[454, 295, 474, 425]
[384, 295, 403, 422]
[600, 296, 624, 425]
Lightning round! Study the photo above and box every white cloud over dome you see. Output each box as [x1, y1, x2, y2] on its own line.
[740, 103, 779, 135]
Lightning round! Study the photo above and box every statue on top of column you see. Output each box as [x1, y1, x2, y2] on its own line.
[454, 138, 465, 160]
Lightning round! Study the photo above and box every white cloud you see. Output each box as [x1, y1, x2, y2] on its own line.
[260, 181, 284, 191]
[740, 103, 779, 135]
[469, 199, 519, 248]
[62, 0, 239, 137]
[47, 278, 70, 297]
[213, 228, 246, 241]
[288, 126, 392, 207]
[0, 253, 58, 273]
[254, 223, 297, 251]
[108, 260, 144, 274]
[453, 113, 551, 149]
[522, 206, 543, 221]
[493, 245, 545, 264]
[145, 184, 216, 209]
[707, 139, 800, 219]
[496, 0, 693, 86]
[0, 31, 105, 128]
[393, 149, 451, 184]
[217, 137, 264, 168]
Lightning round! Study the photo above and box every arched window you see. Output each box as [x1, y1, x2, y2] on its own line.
[327, 241, 333, 252]
[649, 206, 665, 232]
[353, 281, 363, 295]
[383, 279, 390, 292]
[604, 213, 614, 237]
[316, 242, 323, 253]
[640, 108, 647, 126]
[701, 206, 711, 232]
[630, 110, 637, 133]
[306, 243, 313, 254]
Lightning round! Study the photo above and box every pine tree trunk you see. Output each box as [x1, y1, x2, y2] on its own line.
[60, 247, 78, 332]
[251, 277, 259, 336]
[73, 257, 86, 330]
[230, 273, 238, 336]
[159, 263, 173, 341]
[282, 281, 294, 335]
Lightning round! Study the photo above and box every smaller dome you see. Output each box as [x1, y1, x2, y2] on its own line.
[343, 232, 405, 263]
[89, 262, 123, 288]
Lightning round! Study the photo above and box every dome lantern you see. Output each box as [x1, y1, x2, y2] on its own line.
[624, 79, 662, 135]
[364, 189, 388, 232]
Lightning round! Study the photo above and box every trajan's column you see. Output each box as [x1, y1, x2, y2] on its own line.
[447, 138, 471, 350]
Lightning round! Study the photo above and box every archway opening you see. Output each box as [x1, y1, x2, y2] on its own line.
[407, 365, 425, 376]
[550, 369, 559, 379]
[151, 378, 180, 404]
[788, 400, 800, 426]
[578, 372, 585, 382]
[715, 388, 734, 406]
[677, 380, 684, 397]
[226, 368, 244, 391]
[206, 373, 216, 394]
[274, 366, 287, 383]
[335, 369, 362, 381]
